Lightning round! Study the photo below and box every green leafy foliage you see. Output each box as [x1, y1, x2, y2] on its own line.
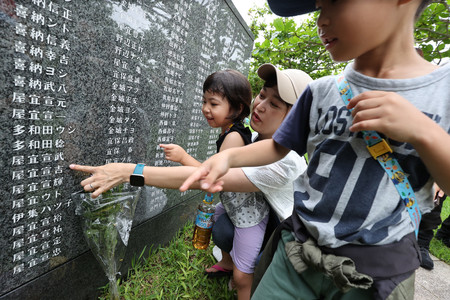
[248, 1, 450, 96]
[414, 0, 450, 64]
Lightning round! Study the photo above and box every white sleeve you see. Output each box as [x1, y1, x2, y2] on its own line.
[242, 151, 307, 220]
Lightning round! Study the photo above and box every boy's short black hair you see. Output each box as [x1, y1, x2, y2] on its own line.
[203, 70, 252, 123]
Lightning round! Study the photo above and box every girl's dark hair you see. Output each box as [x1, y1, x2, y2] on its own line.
[263, 73, 293, 109]
[203, 69, 252, 122]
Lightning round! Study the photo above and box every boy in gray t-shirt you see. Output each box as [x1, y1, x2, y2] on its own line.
[181, 0, 450, 299]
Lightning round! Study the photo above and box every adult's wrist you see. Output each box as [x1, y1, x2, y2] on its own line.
[116, 163, 137, 183]
[124, 163, 137, 183]
[130, 163, 145, 186]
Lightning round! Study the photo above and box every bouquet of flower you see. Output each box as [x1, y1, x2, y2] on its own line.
[72, 184, 141, 300]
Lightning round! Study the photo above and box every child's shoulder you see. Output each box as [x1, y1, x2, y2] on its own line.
[227, 122, 252, 145]
[307, 72, 339, 98]
[317, 62, 450, 91]
[306, 62, 450, 108]
[433, 62, 450, 80]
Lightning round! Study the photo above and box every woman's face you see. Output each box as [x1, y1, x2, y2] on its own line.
[250, 86, 291, 140]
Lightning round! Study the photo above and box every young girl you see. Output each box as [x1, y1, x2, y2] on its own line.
[159, 69, 253, 165]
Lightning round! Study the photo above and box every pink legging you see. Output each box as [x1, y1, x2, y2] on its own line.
[214, 203, 268, 274]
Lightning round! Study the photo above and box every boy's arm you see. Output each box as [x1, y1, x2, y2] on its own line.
[411, 125, 450, 195]
[348, 90, 450, 194]
[180, 139, 290, 192]
[159, 143, 201, 167]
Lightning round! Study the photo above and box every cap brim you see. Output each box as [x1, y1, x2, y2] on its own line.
[267, 0, 317, 17]
[257, 63, 278, 83]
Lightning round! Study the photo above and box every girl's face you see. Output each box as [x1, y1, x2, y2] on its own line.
[250, 86, 290, 140]
[202, 90, 233, 133]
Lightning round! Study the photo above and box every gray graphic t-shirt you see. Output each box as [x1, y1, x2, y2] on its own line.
[274, 63, 450, 248]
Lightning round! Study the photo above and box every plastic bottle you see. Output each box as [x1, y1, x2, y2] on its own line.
[192, 193, 215, 250]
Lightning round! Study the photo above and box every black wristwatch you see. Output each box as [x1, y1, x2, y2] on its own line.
[130, 163, 145, 186]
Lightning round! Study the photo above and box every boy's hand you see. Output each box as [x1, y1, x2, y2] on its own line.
[69, 163, 134, 198]
[347, 91, 436, 145]
[180, 152, 228, 193]
[159, 144, 187, 163]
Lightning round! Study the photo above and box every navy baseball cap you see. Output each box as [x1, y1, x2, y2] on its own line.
[267, 0, 317, 17]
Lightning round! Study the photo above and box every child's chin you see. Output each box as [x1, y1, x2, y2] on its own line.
[329, 52, 353, 63]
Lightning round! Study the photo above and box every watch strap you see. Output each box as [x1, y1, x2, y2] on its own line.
[133, 163, 145, 175]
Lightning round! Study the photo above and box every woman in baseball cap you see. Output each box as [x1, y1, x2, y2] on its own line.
[251, 63, 312, 140]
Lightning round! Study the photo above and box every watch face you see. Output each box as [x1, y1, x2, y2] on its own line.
[130, 174, 145, 186]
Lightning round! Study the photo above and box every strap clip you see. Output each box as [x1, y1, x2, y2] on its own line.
[366, 139, 392, 159]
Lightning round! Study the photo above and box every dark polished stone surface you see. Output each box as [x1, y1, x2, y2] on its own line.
[1, 196, 200, 300]
[0, 0, 253, 298]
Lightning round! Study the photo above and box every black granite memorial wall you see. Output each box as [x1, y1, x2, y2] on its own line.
[0, 0, 253, 299]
